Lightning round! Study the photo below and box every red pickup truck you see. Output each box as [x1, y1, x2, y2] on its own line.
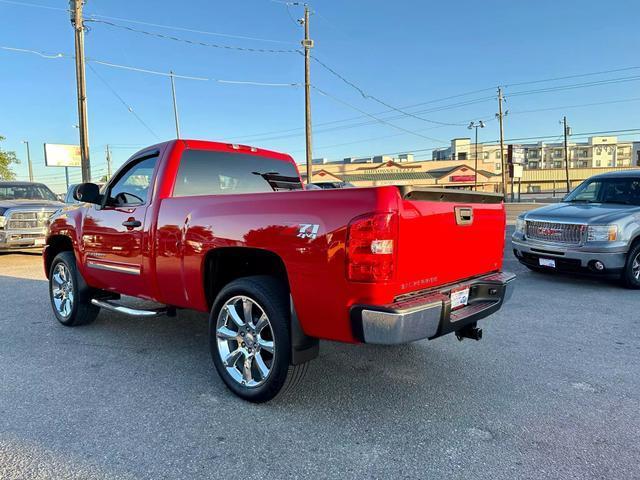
[44, 139, 514, 402]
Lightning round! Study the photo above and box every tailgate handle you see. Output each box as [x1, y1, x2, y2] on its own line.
[455, 207, 474, 226]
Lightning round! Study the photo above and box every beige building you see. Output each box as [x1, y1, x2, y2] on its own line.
[433, 136, 635, 169]
[304, 136, 640, 194]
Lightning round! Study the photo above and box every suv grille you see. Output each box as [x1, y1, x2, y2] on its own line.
[525, 221, 586, 245]
[6, 210, 57, 230]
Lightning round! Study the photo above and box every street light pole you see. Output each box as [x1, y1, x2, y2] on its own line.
[22, 141, 33, 182]
[468, 121, 485, 191]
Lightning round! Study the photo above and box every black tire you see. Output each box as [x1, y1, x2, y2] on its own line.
[49, 251, 100, 326]
[209, 275, 308, 403]
[621, 243, 640, 289]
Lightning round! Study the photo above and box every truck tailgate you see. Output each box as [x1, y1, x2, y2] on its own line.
[395, 187, 505, 294]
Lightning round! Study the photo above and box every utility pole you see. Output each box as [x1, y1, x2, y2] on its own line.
[70, 0, 91, 182]
[106, 144, 112, 180]
[22, 141, 33, 182]
[170, 71, 181, 139]
[302, 5, 314, 185]
[496, 87, 507, 201]
[468, 121, 485, 191]
[562, 116, 571, 192]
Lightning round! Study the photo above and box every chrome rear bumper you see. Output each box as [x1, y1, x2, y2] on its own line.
[350, 272, 515, 344]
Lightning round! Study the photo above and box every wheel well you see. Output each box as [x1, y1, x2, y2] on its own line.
[203, 247, 289, 308]
[45, 235, 74, 277]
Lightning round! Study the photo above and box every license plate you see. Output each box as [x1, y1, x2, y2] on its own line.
[451, 287, 470, 310]
[34, 238, 45, 246]
[539, 258, 556, 268]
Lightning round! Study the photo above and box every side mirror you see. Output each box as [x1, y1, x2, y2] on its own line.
[73, 183, 102, 205]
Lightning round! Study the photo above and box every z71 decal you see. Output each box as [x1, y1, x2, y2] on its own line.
[297, 223, 320, 240]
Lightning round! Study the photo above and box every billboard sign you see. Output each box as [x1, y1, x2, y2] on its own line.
[450, 175, 475, 183]
[44, 143, 82, 167]
[508, 145, 525, 165]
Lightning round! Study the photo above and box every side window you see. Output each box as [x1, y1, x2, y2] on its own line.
[173, 150, 302, 197]
[108, 155, 158, 206]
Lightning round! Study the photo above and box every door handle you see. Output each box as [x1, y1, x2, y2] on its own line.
[122, 219, 142, 228]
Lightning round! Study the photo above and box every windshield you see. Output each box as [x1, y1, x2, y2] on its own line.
[0, 184, 58, 201]
[564, 177, 640, 206]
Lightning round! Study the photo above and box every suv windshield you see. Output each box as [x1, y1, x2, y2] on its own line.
[564, 177, 640, 206]
[0, 184, 58, 201]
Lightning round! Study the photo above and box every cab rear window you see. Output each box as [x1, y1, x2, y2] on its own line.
[173, 150, 302, 197]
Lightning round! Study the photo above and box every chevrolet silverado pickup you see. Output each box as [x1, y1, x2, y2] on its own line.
[44, 139, 515, 402]
[513, 170, 640, 288]
[0, 181, 62, 251]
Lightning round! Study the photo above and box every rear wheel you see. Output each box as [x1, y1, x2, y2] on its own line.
[621, 244, 640, 289]
[49, 252, 100, 326]
[209, 276, 308, 403]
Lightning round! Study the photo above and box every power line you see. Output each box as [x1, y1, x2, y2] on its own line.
[87, 63, 161, 140]
[503, 66, 640, 88]
[311, 85, 446, 143]
[86, 13, 295, 45]
[310, 55, 466, 126]
[0, 0, 67, 12]
[508, 97, 640, 116]
[1, 45, 301, 86]
[507, 75, 640, 98]
[86, 19, 301, 54]
[228, 94, 496, 143]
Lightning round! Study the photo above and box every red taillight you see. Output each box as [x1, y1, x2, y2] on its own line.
[346, 212, 397, 282]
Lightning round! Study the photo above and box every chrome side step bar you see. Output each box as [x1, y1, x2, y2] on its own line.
[91, 298, 170, 318]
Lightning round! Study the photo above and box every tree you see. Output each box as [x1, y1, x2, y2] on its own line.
[0, 136, 20, 180]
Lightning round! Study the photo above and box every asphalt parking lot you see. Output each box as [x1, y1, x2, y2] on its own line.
[1, 229, 639, 480]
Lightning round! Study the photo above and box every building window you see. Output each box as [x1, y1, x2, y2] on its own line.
[458, 152, 467, 160]
[483, 152, 489, 160]
[596, 160, 601, 167]
[527, 150, 539, 159]
[553, 161, 563, 168]
[578, 161, 588, 168]
[528, 161, 539, 169]
[553, 150, 563, 158]
[495, 151, 500, 159]
[495, 163, 502, 170]
[576, 149, 588, 158]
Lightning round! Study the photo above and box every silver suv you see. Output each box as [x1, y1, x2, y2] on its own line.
[512, 170, 640, 288]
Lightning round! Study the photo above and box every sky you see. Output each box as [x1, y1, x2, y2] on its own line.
[1, 0, 639, 192]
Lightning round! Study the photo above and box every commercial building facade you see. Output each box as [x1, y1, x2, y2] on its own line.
[304, 136, 639, 194]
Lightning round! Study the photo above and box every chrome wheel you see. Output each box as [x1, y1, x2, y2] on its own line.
[216, 295, 275, 388]
[51, 263, 74, 318]
[633, 253, 640, 281]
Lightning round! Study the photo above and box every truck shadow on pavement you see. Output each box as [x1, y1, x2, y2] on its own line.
[2, 274, 494, 415]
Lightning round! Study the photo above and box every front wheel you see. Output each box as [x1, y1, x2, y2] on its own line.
[49, 252, 100, 326]
[209, 276, 308, 403]
[621, 244, 640, 289]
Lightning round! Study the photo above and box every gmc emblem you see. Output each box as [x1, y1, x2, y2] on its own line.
[538, 227, 562, 237]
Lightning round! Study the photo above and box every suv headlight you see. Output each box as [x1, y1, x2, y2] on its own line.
[0, 215, 5, 229]
[587, 225, 618, 242]
[515, 217, 526, 234]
